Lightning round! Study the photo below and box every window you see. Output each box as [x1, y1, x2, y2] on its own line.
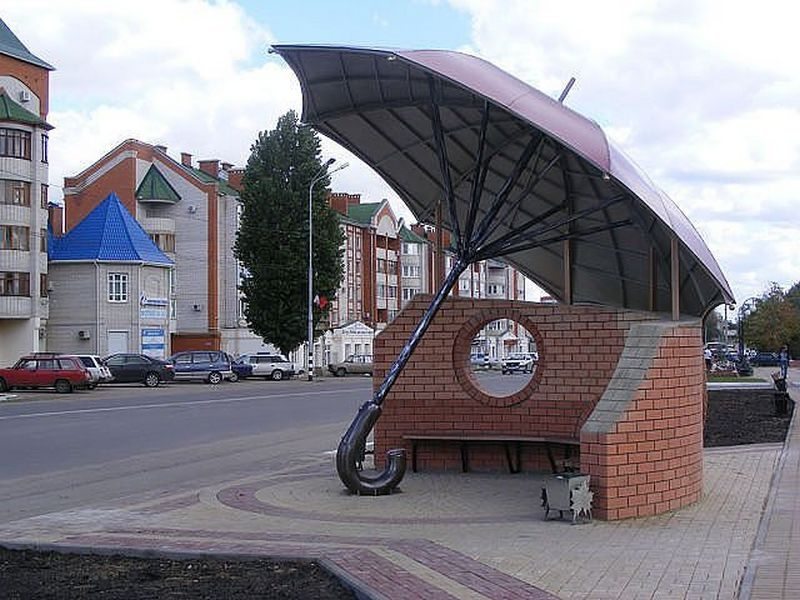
[0, 225, 30, 250]
[40, 273, 48, 297]
[402, 264, 420, 278]
[149, 232, 175, 252]
[0, 271, 30, 296]
[402, 242, 419, 255]
[387, 260, 397, 273]
[0, 180, 31, 206]
[488, 284, 505, 296]
[402, 287, 419, 301]
[107, 273, 128, 302]
[40, 229, 47, 252]
[40, 184, 48, 209]
[41, 133, 48, 163]
[377, 258, 386, 273]
[0, 128, 31, 159]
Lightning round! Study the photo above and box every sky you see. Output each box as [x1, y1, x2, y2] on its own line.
[2, 0, 798, 309]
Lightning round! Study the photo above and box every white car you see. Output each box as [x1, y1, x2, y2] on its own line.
[501, 352, 537, 374]
[75, 355, 114, 387]
[238, 353, 297, 381]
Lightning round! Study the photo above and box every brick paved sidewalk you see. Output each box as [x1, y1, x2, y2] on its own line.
[0, 439, 782, 599]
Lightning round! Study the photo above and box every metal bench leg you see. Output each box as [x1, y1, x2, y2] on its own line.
[460, 442, 469, 472]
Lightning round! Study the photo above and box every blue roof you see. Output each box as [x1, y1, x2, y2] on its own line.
[49, 193, 172, 265]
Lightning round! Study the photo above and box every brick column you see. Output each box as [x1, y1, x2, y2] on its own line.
[581, 322, 705, 520]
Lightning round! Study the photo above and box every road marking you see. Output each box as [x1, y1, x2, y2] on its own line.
[0, 388, 369, 422]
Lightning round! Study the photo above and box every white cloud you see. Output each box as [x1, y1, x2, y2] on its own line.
[3, 0, 797, 306]
[447, 0, 800, 303]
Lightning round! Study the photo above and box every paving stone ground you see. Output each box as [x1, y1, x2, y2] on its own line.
[0, 368, 797, 599]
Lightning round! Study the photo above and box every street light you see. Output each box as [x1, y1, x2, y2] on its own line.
[736, 297, 759, 375]
[307, 158, 348, 381]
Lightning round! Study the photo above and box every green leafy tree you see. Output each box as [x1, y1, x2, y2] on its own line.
[743, 282, 800, 354]
[234, 111, 344, 356]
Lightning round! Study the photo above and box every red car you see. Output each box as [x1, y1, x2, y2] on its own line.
[0, 354, 92, 393]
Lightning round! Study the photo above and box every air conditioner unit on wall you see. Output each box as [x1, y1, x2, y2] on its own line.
[78, 330, 91, 340]
[18, 90, 31, 103]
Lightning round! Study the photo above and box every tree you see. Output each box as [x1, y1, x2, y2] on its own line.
[234, 111, 344, 357]
[743, 282, 800, 354]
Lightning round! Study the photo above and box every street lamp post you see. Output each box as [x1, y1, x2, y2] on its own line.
[307, 158, 348, 381]
[736, 297, 759, 375]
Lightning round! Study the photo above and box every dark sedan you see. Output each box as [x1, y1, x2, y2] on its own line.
[749, 351, 780, 367]
[103, 354, 175, 387]
[224, 353, 253, 382]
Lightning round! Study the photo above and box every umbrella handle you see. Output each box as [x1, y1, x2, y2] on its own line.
[336, 401, 407, 495]
[335, 259, 468, 495]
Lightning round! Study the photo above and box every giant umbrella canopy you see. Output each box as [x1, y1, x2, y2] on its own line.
[273, 45, 734, 495]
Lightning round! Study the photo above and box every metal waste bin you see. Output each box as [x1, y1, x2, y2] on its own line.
[542, 473, 592, 522]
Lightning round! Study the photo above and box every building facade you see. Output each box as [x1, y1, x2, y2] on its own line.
[48, 193, 172, 357]
[62, 140, 265, 357]
[323, 192, 530, 367]
[0, 19, 53, 366]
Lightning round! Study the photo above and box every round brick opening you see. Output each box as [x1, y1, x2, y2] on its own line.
[453, 309, 545, 408]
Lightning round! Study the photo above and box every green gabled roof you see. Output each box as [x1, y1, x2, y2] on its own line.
[187, 166, 239, 196]
[398, 226, 427, 244]
[0, 90, 52, 129]
[346, 202, 382, 225]
[0, 19, 54, 70]
[136, 164, 181, 203]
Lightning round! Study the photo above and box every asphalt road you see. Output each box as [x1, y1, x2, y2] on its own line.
[0, 376, 373, 525]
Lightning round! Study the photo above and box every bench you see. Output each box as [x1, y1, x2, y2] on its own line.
[403, 434, 580, 474]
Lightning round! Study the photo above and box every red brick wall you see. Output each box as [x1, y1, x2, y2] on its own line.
[581, 324, 705, 520]
[64, 156, 137, 231]
[372, 296, 705, 520]
[0, 54, 50, 118]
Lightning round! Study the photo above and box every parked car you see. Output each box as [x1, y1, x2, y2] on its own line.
[501, 352, 536, 374]
[0, 354, 92, 393]
[223, 353, 253, 382]
[328, 354, 373, 377]
[470, 353, 490, 369]
[170, 351, 232, 384]
[103, 353, 175, 387]
[238, 353, 296, 381]
[749, 351, 781, 367]
[75, 354, 114, 388]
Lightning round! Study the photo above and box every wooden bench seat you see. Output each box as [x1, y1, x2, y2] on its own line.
[403, 434, 580, 474]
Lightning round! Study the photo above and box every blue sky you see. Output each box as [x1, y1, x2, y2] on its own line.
[1, 0, 798, 305]
[242, 0, 471, 51]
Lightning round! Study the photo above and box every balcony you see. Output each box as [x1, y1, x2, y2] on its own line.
[0, 295, 32, 318]
[141, 216, 176, 234]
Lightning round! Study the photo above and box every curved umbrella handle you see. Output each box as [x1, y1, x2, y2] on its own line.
[336, 401, 407, 495]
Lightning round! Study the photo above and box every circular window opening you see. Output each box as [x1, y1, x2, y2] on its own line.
[468, 318, 539, 398]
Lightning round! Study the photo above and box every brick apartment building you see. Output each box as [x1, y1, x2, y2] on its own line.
[0, 19, 53, 366]
[60, 140, 264, 357]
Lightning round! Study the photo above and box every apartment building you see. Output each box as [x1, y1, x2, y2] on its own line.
[323, 192, 530, 365]
[0, 19, 53, 365]
[61, 140, 263, 356]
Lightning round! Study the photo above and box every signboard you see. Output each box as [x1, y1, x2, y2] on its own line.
[140, 294, 169, 321]
[341, 321, 374, 335]
[141, 328, 166, 359]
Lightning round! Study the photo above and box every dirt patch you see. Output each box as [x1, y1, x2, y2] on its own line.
[0, 548, 356, 599]
[705, 388, 793, 447]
